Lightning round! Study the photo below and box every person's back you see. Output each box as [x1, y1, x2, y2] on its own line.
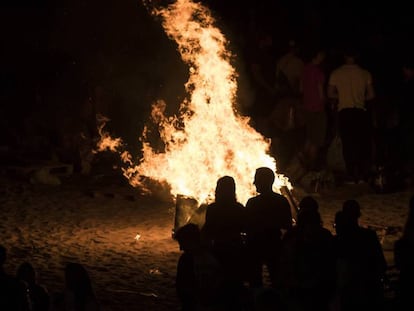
[276, 40, 304, 96]
[334, 200, 387, 311]
[16, 261, 50, 311]
[51, 262, 99, 311]
[281, 206, 335, 311]
[330, 64, 373, 110]
[201, 176, 246, 309]
[0, 245, 28, 311]
[202, 176, 244, 251]
[175, 223, 224, 311]
[244, 167, 292, 288]
[394, 195, 414, 310]
[328, 48, 375, 183]
[245, 191, 292, 246]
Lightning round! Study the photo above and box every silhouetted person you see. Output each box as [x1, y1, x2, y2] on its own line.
[246, 30, 277, 135]
[51, 262, 99, 311]
[281, 205, 336, 311]
[244, 167, 293, 288]
[328, 47, 375, 183]
[396, 59, 414, 179]
[394, 195, 414, 310]
[0, 245, 28, 311]
[276, 40, 304, 97]
[300, 47, 327, 171]
[298, 195, 319, 213]
[16, 262, 50, 311]
[201, 176, 245, 309]
[333, 200, 387, 311]
[175, 223, 223, 311]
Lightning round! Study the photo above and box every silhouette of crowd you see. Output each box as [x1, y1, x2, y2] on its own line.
[174, 170, 414, 311]
[0, 247, 99, 311]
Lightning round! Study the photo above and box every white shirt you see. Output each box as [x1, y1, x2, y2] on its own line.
[329, 64, 373, 111]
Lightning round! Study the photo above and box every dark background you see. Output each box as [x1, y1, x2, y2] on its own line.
[1, 0, 413, 160]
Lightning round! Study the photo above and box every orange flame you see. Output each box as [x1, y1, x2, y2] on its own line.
[97, 0, 291, 205]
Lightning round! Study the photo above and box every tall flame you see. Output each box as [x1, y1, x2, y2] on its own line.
[97, 0, 291, 205]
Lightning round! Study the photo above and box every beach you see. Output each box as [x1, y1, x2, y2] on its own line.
[1, 172, 412, 310]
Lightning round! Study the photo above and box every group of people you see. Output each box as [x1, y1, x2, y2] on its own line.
[0, 248, 99, 311]
[246, 34, 414, 188]
[174, 167, 414, 311]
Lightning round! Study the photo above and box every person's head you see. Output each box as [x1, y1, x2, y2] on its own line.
[299, 196, 319, 212]
[257, 31, 273, 49]
[313, 50, 325, 65]
[17, 262, 36, 285]
[215, 176, 237, 204]
[254, 167, 275, 193]
[304, 46, 325, 64]
[342, 199, 361, 225]
[64, 262, 94, 299]
[297, 208, 321, 228]
[287, 39, 300, 55]
[343, 46, 360, 64]
[0, 245, 6, 267]
[174, 223, 201, 252]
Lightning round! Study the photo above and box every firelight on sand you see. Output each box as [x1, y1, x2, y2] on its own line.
[97, 0, 291, 205]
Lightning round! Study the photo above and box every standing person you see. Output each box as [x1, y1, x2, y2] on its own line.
[276, 39, 305, 97]
[201, 176, 246, 309]
[393, 195, 414, 311]
[396, 59, 414, 180]
[244, 167, 293, 289]
[175, 223, 224, 311]
[246, 30, 277, 136]
[333, 200, 387, 311]
[16, 262, 50, 311]
[280, 207, 336, 311]
[51, 262, 99, 311]
[300, 47, 327, 171]
[0, 245, 28, 311]
[328, 47, 375, 183]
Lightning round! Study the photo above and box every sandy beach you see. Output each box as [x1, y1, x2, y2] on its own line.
[1, 170, 412, 310]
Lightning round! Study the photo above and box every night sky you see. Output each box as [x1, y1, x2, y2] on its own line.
[1, 0, 413, 155]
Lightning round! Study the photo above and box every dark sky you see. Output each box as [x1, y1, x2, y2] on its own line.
[1, 0, 412, 149]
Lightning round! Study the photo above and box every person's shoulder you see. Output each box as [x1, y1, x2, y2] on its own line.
[329, 66, 342, 82]
[178, 252, 194, 265]
[359, 226, 380, 240]
[235, 202, 245, 209]
[320, 227, 334, 238]
[206, 202, 220, 214]
[246, 195, 260, 205]
[331, 65, 345, 75]
[271, 191, 289, 202]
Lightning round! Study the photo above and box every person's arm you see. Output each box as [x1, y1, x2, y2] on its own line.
[327, 72, 339, 112]
[327, 84, 337, 99]
[280, 196, 293, 232]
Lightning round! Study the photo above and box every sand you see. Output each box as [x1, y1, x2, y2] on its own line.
[1, 172, 412, 310]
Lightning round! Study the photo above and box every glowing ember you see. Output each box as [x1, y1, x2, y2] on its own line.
[97, 0, 291, 205]
[135, 233, 141, 241]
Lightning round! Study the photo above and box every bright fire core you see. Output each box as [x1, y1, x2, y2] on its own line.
[97, 0, 291, 205]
